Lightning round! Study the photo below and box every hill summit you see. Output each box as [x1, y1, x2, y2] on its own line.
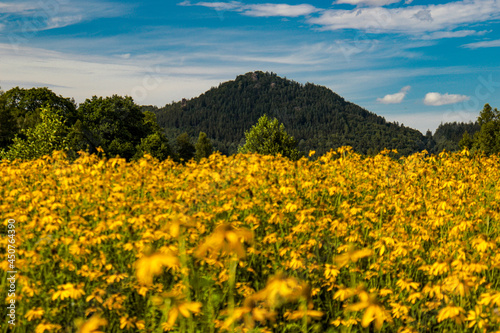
[149, 71, 429, 156]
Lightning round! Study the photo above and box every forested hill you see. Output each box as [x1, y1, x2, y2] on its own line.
[148, 71, 429, 156]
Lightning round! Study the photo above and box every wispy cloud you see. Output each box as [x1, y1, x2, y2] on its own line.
[424, 92, 470, 106]
[1, 0, 130, 33]
[178, 1, 244, 11]
[335, 0, 404, 7]
[421, 29, 489, 40]
[244, 4, 320, 17]
[0, 42, 230, 105]
[377, 85, 410, 104]
[462, 39, 500, 49]
[178, 1, 320, 17]
[309, 0, 500, 34]
[180, 1, 500, 38]
[0, 2, 38, 14]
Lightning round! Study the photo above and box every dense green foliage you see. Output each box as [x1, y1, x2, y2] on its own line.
[238, 114, 302, 160]
[0, 87, 77, 149]
[463, 103, 500, 154]
[195, 131, 213, 161]
[175, 132, 196, 162]
[431, 121, 481, 153]
[0, 89, 176, 161]
[76, 95, 150, 159]
[0, 106, 69, 160]
[1, 73, 498, 161]
[152, 71, 429, 156]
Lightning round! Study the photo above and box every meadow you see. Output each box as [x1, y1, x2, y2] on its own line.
[1, 147, 500, 332]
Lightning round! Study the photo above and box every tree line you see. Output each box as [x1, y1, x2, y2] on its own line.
[0, 87, 212, 162]
[0, 81, 498, 162]
[150, 71, 429, 156]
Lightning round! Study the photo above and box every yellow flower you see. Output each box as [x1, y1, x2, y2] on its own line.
[119, 314, 143, 330]
[333, 287, 358, 301]
[25, 307, 45, 321]
[35, 322, 62, 333]
[134, 251, 179, 286]
[334, 245, 373, 268]
[437, 304, 465, 324]
[391, 302, 410, 319]
[51, 283, 85, 301]
[467, 306, 488, 330]
[76, 313, 108, 333]
[160, 298, 203, 330]
[195, 223, 253, 259]
[396, 278, 420, 293]
[249, 273, 311, 309]
[346, 290, 393, 330]
[221, 298, 276, 330]
[284, 309, 324, 321]
[105, 273, 128, 284]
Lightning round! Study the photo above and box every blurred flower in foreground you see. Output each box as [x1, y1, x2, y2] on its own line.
[221, 297, 277, 330]
[334, 245, 374, 268]
[152, 291, 202, 331]
[134, 250, 179, 286]
[249, 272, 312, 309]
[75, 313, 108, 333]
[195, 223, 253, 259]
[346, 289, 392, 330]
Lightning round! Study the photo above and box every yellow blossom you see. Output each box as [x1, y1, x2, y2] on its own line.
[134, 251, 179, 286]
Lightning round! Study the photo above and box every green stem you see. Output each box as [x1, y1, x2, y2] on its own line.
[228, 254, 238, 331]
[178, 227, 195, 333]
[301, 298, 308, 333]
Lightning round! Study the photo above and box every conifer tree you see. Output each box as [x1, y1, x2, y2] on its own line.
[195, 132, 213, 161]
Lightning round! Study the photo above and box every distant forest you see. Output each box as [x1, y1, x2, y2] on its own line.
[144, 71, 482, 156]
[0, 71, 496, 161]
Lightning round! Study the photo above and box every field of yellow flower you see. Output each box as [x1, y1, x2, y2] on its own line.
[1, 148, 500, 333]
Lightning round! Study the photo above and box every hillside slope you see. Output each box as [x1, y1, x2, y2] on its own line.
[150, 71, 429, 156]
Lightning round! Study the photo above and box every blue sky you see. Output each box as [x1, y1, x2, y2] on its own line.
[1, 0, 500, 133]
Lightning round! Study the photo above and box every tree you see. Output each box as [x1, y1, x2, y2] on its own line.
[459, 131, 473, 150]
[195, 132, 213, 161]
[238, 114, 302, 160]
[478, 104, 496, 126]
[0, 87, 77, 150]
[473, 104, 500, 155]
[134, 132, 174, 161]
[1, 107, 69, 160]
[77, 95, 148, 159]
[0, 98, 17, 149]
[176, 132, 195, 162]
[0, 87, 77, 131]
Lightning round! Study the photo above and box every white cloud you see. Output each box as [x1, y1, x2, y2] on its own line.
[421, 29, 489, 40]
[424, 92, 470, 106]
[462, 39, 500, 49]
[308, 0, 500, 34]
[335, 0, 403, 7]
[183, 1, 244, 11]
[243, 4, 320, 17]
[377, 85, 410, 104]
[0, 42, 233, 106]
[180, 1, 320, 17]
[180, 0, 500, 35]
[1, 0, 130, 32]
[0, 2, 37, 14]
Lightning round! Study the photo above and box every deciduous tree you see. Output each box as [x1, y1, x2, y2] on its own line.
[238, 114, 302, 160]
